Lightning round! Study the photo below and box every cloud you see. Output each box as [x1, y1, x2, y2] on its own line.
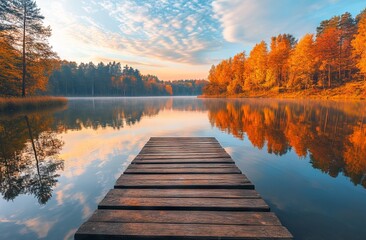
[20, 217, 57, 238]
[212, 0, 364, 44]
[38, 0, 222, 65]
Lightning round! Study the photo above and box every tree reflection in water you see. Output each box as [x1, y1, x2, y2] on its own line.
[205, 99, 366, 188]
[0, 113, 64, 204]
[0, 97, 365, 205]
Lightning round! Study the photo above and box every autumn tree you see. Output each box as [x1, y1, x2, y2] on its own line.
[227, 52, 245, 95]
[244, 41, 268, 90]
[352, 10, 366, 81]
[288, 34, 316, 89]
[0, 0, 57, 97]
[315, 27, 341, 87]
[338, 13, 356, 80]
[0, 35, 21, 95]
[165, 84, 173, 95]
[267, 34, 296, 88]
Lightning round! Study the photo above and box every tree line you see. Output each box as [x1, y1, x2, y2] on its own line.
[0, 1, 207, 97]
[204, 9, 366, 96]
[47, 61, 207, 96]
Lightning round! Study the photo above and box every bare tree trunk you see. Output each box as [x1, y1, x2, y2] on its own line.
[25, 115, 41, 182]
[22, 3, 27, 97]
[328, 65, 331, 88]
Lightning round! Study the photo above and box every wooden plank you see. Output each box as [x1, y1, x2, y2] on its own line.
[88, 209, 281, 225]
[117, 174, 247, 181]
[75, 222, 292, 240]
[140, 149, 227, 153]
[137, 153, 230, 156]
[127, 163, 236, 169]
[142, 145, 223, 148]
[114, 180, 253, 189]
[135, 155, 232, 160]
[144, 144, 222, 147]
[139, 151, 227, 154]
[150, 137, 217, 140]
[103, 189, 260, 199]
[132, 158, 235, 164]
[123, 168, 242, 174]
[99, 197, 269, 211]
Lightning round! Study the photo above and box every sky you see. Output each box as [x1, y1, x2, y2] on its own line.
[36, 0, 366, 80]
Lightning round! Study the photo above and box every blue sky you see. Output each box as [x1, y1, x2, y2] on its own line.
[37, 0, 365, 80]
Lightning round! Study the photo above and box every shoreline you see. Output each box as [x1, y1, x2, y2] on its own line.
[199, 82, 366, 100]
[0, 96, 68, 113]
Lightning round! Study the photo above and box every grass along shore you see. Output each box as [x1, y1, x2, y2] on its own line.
[200, 82, 366, 100]
[0, 96, 68, 113]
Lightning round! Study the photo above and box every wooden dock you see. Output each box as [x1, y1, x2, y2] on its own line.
[75, 137, 293, 239]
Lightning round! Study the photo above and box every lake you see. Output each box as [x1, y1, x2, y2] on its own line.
[0, 97, 365, 240]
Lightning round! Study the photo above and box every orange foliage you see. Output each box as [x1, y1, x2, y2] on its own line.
[205, 99, 366, 187]
[204, 9, 366, 96]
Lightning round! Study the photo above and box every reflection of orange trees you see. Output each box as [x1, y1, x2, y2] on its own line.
[206, 99, 366, 187]
[344, 124, 366, 187]
[0, 112, 64, 204]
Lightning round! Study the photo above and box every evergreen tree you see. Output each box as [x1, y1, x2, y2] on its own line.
[0, 0, 57, 96]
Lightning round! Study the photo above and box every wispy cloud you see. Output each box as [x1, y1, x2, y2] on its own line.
[212, 0, 365, 44]
[37, 0, 366, 79]
[39, 0, 222, 65]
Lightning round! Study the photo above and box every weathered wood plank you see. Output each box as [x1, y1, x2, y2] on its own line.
[127, 163, 236, 169]
[150, 137, 217, 140]
[124, 167, 242, 174]
[87, 209, 281, 225]
[140, 149, 227, 154]
[103, 189, 260, 199]
[132, 158, 235, 164]
[135, 155, 232, 160]
[144, 144, 222, 147]
[114, 180, 253, 189]
[103, 188, 260, 199]
[99, 197, 269, 211]
[75, 222, 292, 240]
[117, 174, 247, 181]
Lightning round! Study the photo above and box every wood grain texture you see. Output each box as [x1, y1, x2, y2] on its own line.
[75, 222, 292, 240]
[132, 158, 235, 164]
[98, 197, 269, 211]
[88, 209, 281, 225]
[103, 189, 260, 199]
[74, 137, 293, 239]
[124, 167, 242, 174]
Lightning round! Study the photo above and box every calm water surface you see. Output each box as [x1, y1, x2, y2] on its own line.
[0, 97, 365, 240]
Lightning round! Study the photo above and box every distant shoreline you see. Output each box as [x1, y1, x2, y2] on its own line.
[199, 82, 366, 100]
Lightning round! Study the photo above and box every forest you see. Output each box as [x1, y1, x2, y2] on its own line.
[0, 1, 207, 97]
[48, 61, 208, 96]
[203, 9, 366, 97]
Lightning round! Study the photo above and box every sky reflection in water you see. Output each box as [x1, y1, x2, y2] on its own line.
[0, 97, 365, 240]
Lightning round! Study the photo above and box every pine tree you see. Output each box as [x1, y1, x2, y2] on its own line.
[0, 0, 57, 97]
[352, 9, 366, 81]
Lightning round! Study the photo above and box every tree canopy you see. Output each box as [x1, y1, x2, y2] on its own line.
[204, 9, 366, 96]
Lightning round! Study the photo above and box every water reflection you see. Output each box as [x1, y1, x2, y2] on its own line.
[0, 97, 365, 240]
[205, 99, 366, 188]
[0, 113, 64, 204]
[54, 97, 206, 131]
